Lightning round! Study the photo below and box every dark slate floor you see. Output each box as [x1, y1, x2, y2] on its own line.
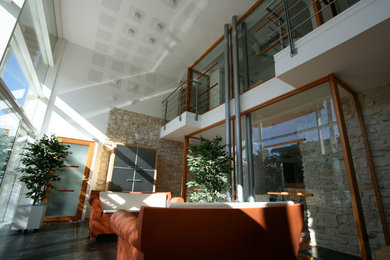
[0, 221, 116, 260]
[300, 247, 361, 260]
[0, 220, 362, 260]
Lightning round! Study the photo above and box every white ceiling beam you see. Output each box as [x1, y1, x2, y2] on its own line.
[11, 24, 44, 97]
[29, 0, 54, 66]
[53, 0, 63, 39]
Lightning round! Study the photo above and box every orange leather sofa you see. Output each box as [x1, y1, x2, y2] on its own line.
[110, 203, 304, 260]
[88, 190, 179, 240]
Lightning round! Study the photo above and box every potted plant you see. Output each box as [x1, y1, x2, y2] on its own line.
[12, 134, 70, 231]
[186, 136, 232, 202]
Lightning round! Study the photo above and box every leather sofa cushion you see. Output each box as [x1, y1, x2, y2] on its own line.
[168, 201, 294, 208]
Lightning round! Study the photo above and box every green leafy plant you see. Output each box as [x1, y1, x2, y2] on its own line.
[19, 134, 70, 205]
[187, 136, 232, 202]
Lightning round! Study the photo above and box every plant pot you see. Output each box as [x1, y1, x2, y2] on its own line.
[11, 204, 47, 231]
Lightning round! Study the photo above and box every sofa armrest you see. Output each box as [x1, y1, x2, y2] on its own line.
[89, 196, 103, 213]
[111, 210, 140, 249]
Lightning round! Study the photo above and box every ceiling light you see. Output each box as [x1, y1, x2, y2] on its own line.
[128, 27, 135, 35]
[148, 37, 156, 44]
[161, 0, 177, 8]
[134, 11, 141, 20]
[128, 7, 144, 22]
[155, 23, 163, 31]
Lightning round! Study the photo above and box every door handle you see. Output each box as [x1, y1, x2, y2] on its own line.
[126, 179, 142, 182]
[63, 165, 79, 168]
[56, 189, 75, 192]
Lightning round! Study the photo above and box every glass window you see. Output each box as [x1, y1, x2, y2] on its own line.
[0, 91, 21, 184]
[191, 41, 225, 114]
[0, 121, 34, 223]
[1, 46, 42, 124]
[240, 83, 361, 256]
[1, 50, 30, 106]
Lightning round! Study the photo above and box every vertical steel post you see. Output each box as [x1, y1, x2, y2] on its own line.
[195, 84, 199, 121]
[224, 23, 233, 199]
[241, 22, 255, 202]
[164, 100, 168, 130]
[179, 87, 182, 121]
[283, 0, 297, 56]
[232, 15, 244, 202]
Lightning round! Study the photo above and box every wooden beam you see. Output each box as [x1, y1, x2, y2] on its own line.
[257, 35, 288, 57]
[242, 75, 329, 116]
[264, 138, 306, 148]
[199, 82, 219, 97]
[267, 192, 313, 197]
[255, 7, 285, 32]
[196, 62, 219, 80]
[312, 0, 324, 26]
[329, 74, 372, 260]
[336, 78, 390, 245]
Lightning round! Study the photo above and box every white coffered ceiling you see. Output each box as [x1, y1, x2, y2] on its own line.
[58, 0, 256, 124]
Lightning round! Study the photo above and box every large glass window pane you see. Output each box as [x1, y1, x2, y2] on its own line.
[246, 83, 361, 256]
[1, 50, 30, 106]
[0, 94, 20, 183]
[0, 46, 41, 124]
[0, 123, 33, 224]
[0, 85, 37, 224]
[191, 41, 225, 114]
[238, 0, 280, 90]
[188, 123, 231, 199]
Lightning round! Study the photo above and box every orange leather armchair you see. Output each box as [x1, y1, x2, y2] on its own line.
[88, 190, 180, 240]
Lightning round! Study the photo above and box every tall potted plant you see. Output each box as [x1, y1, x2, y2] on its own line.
[186, 136, 232, 202]
[12, 134, 70, 230]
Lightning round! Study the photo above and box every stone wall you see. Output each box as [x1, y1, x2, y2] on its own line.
[353, 85, 390, 251]
[94, 108, 183, 197]
[299, 85, 390, 255]
[300, 139, 360, 255]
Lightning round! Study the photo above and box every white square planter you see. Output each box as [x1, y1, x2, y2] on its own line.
[11, 204, 47, 231]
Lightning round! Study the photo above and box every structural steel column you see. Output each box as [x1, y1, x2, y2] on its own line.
[232, 15, 244, 202]
[181, 136, 189, 201]
[241, 22, 255, 202]
[224, 23, 233, 198]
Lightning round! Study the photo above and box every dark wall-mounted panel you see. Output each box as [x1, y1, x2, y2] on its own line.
[109, 144, 157, 192]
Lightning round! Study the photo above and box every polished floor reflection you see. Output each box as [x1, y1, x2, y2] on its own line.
[0, 220, 361, 260]
[0, 221, 116, 260]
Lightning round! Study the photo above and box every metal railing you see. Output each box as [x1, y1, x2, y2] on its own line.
[161, 80, 202, 130]
[161, 0, 361, 128]
[257, 0, 360, 57]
